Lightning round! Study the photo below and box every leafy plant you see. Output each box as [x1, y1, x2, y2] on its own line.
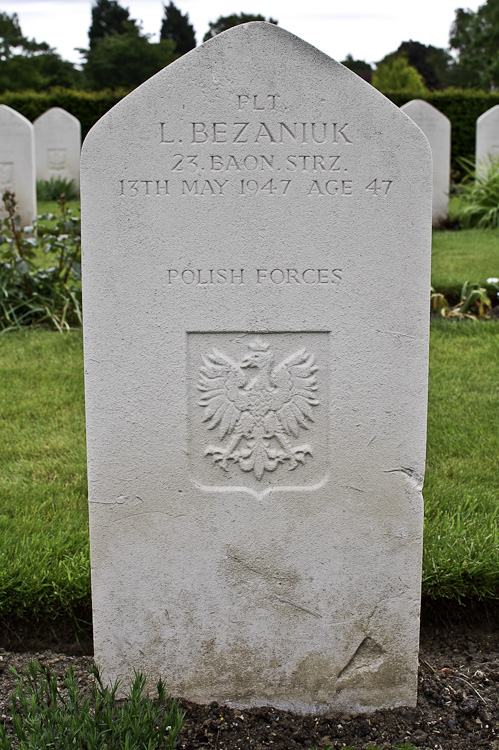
[431, 280, 492, 319]
[430, 286, 449, 315]
[455, 156, 499, 228]
[0, 190, 81, 332]
[0, 661, 183, 750]
[37, 176, 79, 201]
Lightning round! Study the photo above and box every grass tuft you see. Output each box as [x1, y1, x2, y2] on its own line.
[0, 660, 183, 749]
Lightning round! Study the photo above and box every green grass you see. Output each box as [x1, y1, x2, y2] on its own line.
[38, 199, 80, 217]
[0, 661, 183, 750]
[0, 320, 498, 620]
[0, 330, 89, 620]
[423, 318, 499, 600]
[431, 228, 499, 299]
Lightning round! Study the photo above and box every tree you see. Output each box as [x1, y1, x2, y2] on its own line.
[0, 53, 82, 92]
[160, 2, 196, 55]
[203, 13, 277, 42]
[449, 0, 499, 89]
[0, 11, 50, 60]
[84, 33, 177, 89]
[88, 0, 139, 50]
[372, 55, 428, 94]
[393, 41, 454, 90]
[0, 11, 82, 92]
[341, 55, 373, 83]
[83, 0, 177, 90]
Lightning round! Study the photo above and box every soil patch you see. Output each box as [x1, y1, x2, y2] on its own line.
[0, 601, 498, 750]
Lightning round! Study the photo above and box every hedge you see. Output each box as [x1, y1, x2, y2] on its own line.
[0, 87, 128, 140]
[2, 86, 499, 174]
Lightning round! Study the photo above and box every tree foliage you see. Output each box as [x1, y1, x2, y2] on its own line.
[83, 0, 177, 90]
[0, 11, 50, 60]
[88, 0, 139, 49]
[341, 54, 372, 82]
[0, 11, 82, 93]
[203, 13, 277, 42]
[372, 55, 428, 94]
[84, 33, 177, 90]
[449, 0, 499, 90]
[394, 40, 454, 90]
[0, 54, 82, 93]
[160, 2, 196, 55]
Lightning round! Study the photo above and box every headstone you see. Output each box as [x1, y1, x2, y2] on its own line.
[82, 23, 431, 714]
[476, 104, 499, 173]
[401, 99, 450, 226]
[0, 105, 36, 226]
[34, 107, 81, 193]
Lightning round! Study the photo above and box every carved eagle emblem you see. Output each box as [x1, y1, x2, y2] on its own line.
[198, 338, 320, 480]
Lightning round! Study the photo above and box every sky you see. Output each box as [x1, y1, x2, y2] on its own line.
[3, 0, 484, 67]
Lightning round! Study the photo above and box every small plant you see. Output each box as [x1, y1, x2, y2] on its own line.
[455, 156, 499, 228]
[430, 286, 449, 315]
[0, 661, 183, 750]
[0, 190, 81, 332]
[431, 281, 492, 319]
[37, 176, 79, 201]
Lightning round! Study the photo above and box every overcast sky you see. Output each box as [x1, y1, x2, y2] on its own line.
[3, 0, 483, 66]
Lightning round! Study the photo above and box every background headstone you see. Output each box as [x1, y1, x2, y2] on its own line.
[0, 105, 36, 227]
[401, 99, 450, 227]
[34, 107, 81, 193]
[476, 104, 499, 173]
[82, 23, 431, 714]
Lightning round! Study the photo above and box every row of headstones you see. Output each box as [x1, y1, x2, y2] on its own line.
[402, 100, 499, 226]
[0, 105, 81, 226]
[1, 99, 499, 228]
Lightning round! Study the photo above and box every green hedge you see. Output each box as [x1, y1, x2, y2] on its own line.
[0, 87, 128, 140]
[384, 89, 499, 174]
[2, 86, 499, 173]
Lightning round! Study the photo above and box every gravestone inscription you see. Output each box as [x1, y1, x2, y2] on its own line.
[401, 99, 450, 226]
[0, 105, 36, 226]
[82, 23, 432, 714]
[34, 108, 81, 192]
[476, 104, 499, 174]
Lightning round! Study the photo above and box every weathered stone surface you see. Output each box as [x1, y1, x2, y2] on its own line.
[34, 107, 81, 192]
[401, 99, 450, 226]
[0, 105, 36, 226]
[82, 23, 432, 714]
[476, 104, 499, 173]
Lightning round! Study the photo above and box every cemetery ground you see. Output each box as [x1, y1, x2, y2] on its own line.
[0, 208, 498, 748]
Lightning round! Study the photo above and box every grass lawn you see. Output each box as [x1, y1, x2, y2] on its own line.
[0, 330, 89, 620]
[424, 319, 499, 600]
[37, 200, 80, 216]
[0, 320, 498, 620]
[432, 228, 499, 297]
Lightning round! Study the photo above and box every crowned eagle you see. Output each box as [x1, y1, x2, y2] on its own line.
[198, 338, 320, 480]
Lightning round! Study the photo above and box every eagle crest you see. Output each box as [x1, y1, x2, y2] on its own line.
[198, 338, 320, 480]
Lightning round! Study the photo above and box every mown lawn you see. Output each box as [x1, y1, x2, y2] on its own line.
[0, 330, 89, 620]
[423, 319, 499, 600]
[432, 228, 499, 297]
[0, 318, 498, 620]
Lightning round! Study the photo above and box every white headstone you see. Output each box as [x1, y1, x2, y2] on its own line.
[0, 105, 36, 227]
[401, 99, 450, 227]
[476, 104, 499, 173]
[82, 23, 431, 714]
[34, 107, 81, 193]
